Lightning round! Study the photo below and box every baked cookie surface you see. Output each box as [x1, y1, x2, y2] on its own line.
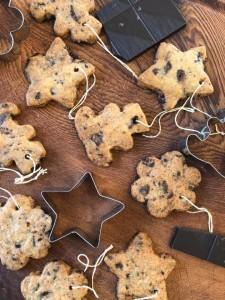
[0, 102, 46, 174]
[105, 232, 176, 300]
[21, 261, 88, 300]
[28, 0, 102, 44]
[131, 151, 202, 218]
[26, 37, 95, 108]
[0, 194, 52, 271]
[75, 103, 149, 166]
[138, 42, 214, 110]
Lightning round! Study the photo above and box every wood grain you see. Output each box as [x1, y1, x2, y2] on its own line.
[0, 1, 225, 299]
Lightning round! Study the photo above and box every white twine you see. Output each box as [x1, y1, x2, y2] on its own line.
[0, 187, 20, 209]
[138, 82, 216, 140]
[174, 83, 209, 138]
[210, 124, 225, 137]
[72, 244, 114, 298]
[135, 291, 158, 300]
[181, 196, 214, 233]
[137, 106, 194, 139]
[0, 154, 47, 185]
[68, 67, 96, 120]
[84, 23, 138, 80]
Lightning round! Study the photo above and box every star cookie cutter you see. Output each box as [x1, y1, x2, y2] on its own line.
[183, 115, 225, 179]
[41, 171, 125, 248]
[0, 0, 29, 61]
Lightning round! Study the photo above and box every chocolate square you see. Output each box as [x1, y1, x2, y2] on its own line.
[97, 0, 186, 61]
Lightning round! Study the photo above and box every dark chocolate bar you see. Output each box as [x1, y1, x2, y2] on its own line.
[97, 0, 186, 61]
[171, 227, 225, 268]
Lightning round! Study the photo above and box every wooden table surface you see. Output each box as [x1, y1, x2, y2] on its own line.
[0, 0, 225, 299]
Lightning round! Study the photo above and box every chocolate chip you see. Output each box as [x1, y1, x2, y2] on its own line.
[159, 180, 168, 194]
[167, 192, 174, 199]
[177, 69, 186, 81]
[195, 52, 203, 63]
[91, 132, 103, 146]
[142, 157, 155, 168]
[40, 291, 51, 297]
[158, 92, 166, 104]
[15, 243, 21, 248]
[150, 288, 158, 295]
[74, 67, 79, 72]
[1, 103, 8, 108]
[115, 262, 123, 269]
[0, 113, 8, 126]
[128, 116, 139, 128]
[70, 5, 79, 21]
[48, 57, 56, 66]
[164, 61, 172, 73]
[35, 92, 41, 100]
[139, 185, 150, 196]
[152, 68, 160, 75]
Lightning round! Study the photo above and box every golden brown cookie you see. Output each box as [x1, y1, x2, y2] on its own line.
[131, 151, 202, 218]
[26, 37, 95, 108]
[0, 102, 46, 174]
[0, 194, 52, 271]
[28, 0, 102, 44]
[21, 261, 88, 300]
[75, 103, 149, 166]
[138, 42, 214, 110]
[105, 232, 176, 300]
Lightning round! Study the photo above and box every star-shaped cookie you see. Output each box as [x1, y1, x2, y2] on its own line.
[131, 151, 202, 218]
[0, 194, 52, 271]
[105, 232, 176, 300]
[26, 37, 95, 108]
[28, 0, 102, 44]
[0, 102, 46, 174]
[138, 42, 214, 110]
[21, 261, 88, 300]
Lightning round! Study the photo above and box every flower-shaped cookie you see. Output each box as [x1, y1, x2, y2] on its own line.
[0, 194, 52, 270]
[21, 261, 88, 300]
[131, 151, 202, 218]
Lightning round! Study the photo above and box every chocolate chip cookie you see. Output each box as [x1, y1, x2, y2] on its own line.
[138, 42, 214, 110]
[0, 194, 51, 270]
[28, 0, 102, 44]
[21, 261, 88, 300]
[75, 103, 149, 166]
[105, 232, 176, 300]
[131, 151, 202, 218]
[0, 102, 46, 174]
[26, 37, 95, 108]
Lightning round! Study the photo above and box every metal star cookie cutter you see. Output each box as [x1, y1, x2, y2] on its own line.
[183, 115, 225, 179]
[0, 0, 29, 61]
[41, 171, 125, 248]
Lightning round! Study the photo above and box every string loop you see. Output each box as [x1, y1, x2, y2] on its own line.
[68, 67, 96, 120]
[181, 196, 214, 233]
[72, 245, 113, 298]
[0, 187, 20, 208]
[0, 154, 47, 185]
